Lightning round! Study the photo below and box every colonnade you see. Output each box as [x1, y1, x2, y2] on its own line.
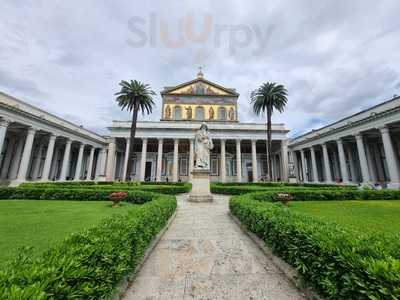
[0, 119, 105, 184]
[290, 126, 400, 188]
[106, 137, 288, 183]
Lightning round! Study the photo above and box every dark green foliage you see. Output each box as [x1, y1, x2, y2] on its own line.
[211, 182, 356, 195]
[1, 183, 191, 200]
[0, 194, 176, 299]
[230, 195, 400, 299]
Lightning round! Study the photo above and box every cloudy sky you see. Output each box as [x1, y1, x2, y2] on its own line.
[1, 1, 400, 137]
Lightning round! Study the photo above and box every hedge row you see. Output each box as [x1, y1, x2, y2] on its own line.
[0, 188, 156, 203]
[18, 182, 192, 195]
[230, 195, 400, 299]
[0, 194, 177, 299]
[20, 181, 189, 187]
[246, 189, 400, 201]
[211, 185, 358, 195]
[214, 182, 356, 188]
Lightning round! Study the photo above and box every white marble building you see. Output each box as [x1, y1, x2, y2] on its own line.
[288, 95, 400, 188]
[107, 72, 290, 183]
[0, 73, 290, 185]
[0, 92, 107, 185]
[1, 71, 400, 188]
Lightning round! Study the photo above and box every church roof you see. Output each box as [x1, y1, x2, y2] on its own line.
[161, 73, 239, 97]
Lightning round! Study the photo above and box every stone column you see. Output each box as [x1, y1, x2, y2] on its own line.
[74, 143, 85, 180]
[172, 138, 179, 182]
[156, 138, 163, 182]
[380, 126, 400, 188]
[355, 133, 370, 184]
[9, 138, 24, 180]
[105, 138, 116, 181]
[280, 140, 289, 181]
[31, 141, 45, 180]
[322, 143, 332, 183]
[310, 146, 319, 182]
[188, 139, 194, 181]
[0, 119, 10, 154]
[122, 138, 130, 180]
[139, 138, 148, 181]
[97, 148, 107, 177]
[300, 149, 308, 182]
[60, 139, 72, 180]
[236, 139, 242, 182]
[347, 146, 356, 182]
[16, 127, 36, 182]
[220, 139, 226, 183]
[251, 139, 258, 182]
[336, 138, 349, 184]
[1, 138, 16, 179]
[86, 146, 95, 180]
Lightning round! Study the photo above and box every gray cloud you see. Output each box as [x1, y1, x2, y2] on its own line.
[0, 0, 399, 137]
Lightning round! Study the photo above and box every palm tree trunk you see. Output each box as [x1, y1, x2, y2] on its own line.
[125, 101, 139, 181]
[266, 106, 272, 182]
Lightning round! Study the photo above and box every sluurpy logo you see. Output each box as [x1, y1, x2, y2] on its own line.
[127, 13, 274, 63]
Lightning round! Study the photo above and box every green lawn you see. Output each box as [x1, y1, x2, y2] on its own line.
[289, 200, 400, 238]
[0, 200, 133, 264]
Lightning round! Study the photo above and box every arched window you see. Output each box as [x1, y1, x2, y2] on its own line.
[195, 106, 205, 120]
[174, 106, 182, 120]
[218, 107, 226, 121]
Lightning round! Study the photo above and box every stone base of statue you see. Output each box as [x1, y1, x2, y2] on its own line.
[288, 176, 297, 183]
[188, 169, 213, 202]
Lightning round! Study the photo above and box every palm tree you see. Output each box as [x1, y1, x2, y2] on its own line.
[115, 80, 156, 181]
[250, 82, 288, 181]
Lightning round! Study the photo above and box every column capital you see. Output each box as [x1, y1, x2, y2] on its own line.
[379, 126, 390, 134]
[79, 143, 85, 149]
[27, 127, 37, 135]
[236, 139, 241, 144]
[0, 119, 11, 127]
[142, 138, 148, 143]
[49, 133, 57, 140]
[174, 138, 179, 143]
[251, 139, 257, 144]
[355, 132, 363, 140]
[157, 138, 163, 143]
[336, 138, 344, 144]
[300, 148, 305, 153]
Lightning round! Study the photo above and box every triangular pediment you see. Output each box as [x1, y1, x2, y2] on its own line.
[161, 78, 238, 97]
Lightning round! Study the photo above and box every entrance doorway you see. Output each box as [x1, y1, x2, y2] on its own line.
[246, 162, 253, 182]
[145, 161, 152, 181]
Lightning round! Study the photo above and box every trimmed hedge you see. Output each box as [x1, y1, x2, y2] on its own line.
[242, 189, 400, 202]
[211, 183, 356, 195]
[230, 195, 400, 299]
[0, 194, 176, 299]
[0, 188, 157, 203]
[18, 182, 192, 195]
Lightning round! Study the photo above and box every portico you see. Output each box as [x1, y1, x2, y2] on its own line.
[0, 92, 107, 185]
[107, 121, 289, 183]
[289, 96, 400, 188]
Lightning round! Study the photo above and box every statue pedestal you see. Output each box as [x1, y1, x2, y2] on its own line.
[288, 176, 297, 183]
[188, 169, 213, 202]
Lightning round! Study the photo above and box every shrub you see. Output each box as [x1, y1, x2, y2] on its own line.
[0, 194, 177, 299]
[211, 183, 356, 195]
[230, 196, 400, 299]
[0, 187, 156, 204]
[18, 182, 192, 195]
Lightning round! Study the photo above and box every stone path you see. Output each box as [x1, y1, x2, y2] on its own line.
[123, 194, 305, 300]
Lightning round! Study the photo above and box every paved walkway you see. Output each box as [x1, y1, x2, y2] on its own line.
[123, 194, 305, 300]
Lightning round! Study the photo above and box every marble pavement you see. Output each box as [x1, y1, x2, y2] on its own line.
[122, 194, 306, 300]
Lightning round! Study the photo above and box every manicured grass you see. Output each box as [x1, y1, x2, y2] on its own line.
[0, 200, 133, 264]
[289, 200, 400, 238]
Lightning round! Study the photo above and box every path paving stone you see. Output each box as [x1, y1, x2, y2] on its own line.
[123, 194, 306, 300]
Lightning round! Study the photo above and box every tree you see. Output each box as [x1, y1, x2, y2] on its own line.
[115, 80, 156, 181]
[250, 82, 288, 181]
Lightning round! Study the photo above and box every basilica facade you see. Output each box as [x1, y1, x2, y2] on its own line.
[0, 72, 289, 185]
[1, 71, 400, 188]
[106, 71, 289, 183]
